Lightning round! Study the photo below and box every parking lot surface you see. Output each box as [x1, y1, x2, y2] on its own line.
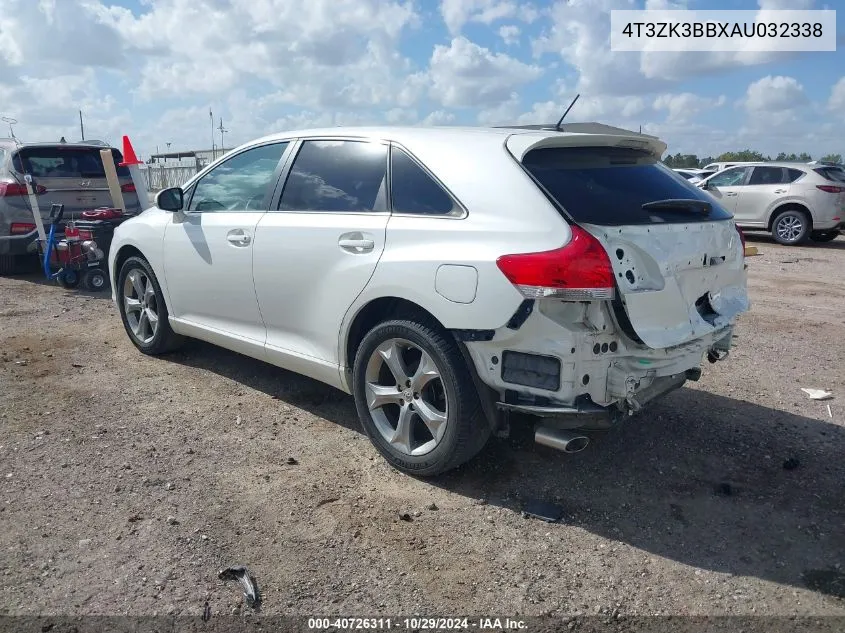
[1, 235, 844, 617]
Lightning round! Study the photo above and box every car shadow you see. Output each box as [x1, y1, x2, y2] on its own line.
[164, 341, 845, 599]
[746, 233, 845, 251]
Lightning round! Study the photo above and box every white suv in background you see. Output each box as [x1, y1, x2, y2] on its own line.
[698, 162, 844, 244]
[108, 125, 749, 476]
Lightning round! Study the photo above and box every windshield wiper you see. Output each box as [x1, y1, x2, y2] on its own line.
[641, 198, 712, 214]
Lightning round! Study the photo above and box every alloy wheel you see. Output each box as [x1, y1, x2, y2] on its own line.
[364, 338, 448, 456]
[123, 269, 159, 344]
[776, 215, 804, 243]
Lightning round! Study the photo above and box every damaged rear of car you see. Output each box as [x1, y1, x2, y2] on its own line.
[462, 131, 749, 451]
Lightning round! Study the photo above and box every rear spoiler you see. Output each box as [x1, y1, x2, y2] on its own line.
[505, 131, 667, 162]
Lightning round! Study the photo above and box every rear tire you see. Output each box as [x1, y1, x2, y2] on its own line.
[352, 319, 490, 477]
[117, 256, 184, 355]
[771, 209, 810, 245]
[0, 254, 18, 275]
[811, 230, 840, 243]
[83, 268, 108, 292]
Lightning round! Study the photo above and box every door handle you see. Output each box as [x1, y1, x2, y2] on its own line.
[773, 189, 787, 194]
[725, 192, 738, 197]
[338, 237, 375, 253]
[226, 230, 251, 246]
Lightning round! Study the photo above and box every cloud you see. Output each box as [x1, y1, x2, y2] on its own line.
[653, 93, 727, 123]
[440, 0, 537, 35]
[744, 75, 807, 113]
[828, 77, 845, 113]
[428, 36, 542, 108]
[498, 25, 521, 46]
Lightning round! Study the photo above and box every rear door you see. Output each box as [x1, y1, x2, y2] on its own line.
[253, 138, 389, 376]
[513, 140, 748, 350]
[733, 166, 789, 225]
[9, 146, 140, 220]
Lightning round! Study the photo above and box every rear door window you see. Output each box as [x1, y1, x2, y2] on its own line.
[390, 147, 456, 215]
[522, 146, 733, 226]
[12, 147, 130, 178]
[748, 166, 786, 185]
[279, 140, 387, 212]
[786, 168, 806, 183]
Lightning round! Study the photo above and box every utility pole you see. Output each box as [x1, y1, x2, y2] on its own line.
[79, 110, 85, 140]
[217, 117, 228, 155]
[210, 109, 215, 160]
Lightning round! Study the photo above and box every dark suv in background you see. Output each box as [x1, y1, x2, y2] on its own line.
[0, 139, 142, 274]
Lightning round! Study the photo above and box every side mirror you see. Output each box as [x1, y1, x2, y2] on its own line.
[698, 181, 710, 190]
[155, 187, 184, 212]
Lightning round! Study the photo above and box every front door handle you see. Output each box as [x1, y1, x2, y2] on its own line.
[226, 229, 252, 246]
[338, 232, 375, 253]
[725, 192, 738, 197]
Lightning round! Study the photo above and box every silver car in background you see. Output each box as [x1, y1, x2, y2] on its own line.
[698, 162, 844, 244]
[0, 139, 142, 274]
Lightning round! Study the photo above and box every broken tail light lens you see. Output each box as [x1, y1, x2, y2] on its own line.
[496, 225, 615, 300]
[736, 225, 746, 254]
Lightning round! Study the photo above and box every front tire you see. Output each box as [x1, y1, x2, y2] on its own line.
[811, 230, 840, 243]
[117, 256, 183, 355]
[771, 209, 810, 245]
[352, 319, 490, 477]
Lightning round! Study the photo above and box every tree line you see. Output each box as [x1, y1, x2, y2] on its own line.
[663, 151, 843, 169]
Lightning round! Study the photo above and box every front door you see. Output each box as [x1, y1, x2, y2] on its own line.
[163, 141, 290, 345]
[253, 139, 389, 384]
[702, 166, 751, 216]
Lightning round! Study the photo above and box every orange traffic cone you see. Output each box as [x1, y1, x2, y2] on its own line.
[119, 135, 143, 167]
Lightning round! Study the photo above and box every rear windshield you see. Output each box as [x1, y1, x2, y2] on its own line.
[522, 146, 733, 225]
[815, 167, 845, 183]
[12, 147, 130, 179]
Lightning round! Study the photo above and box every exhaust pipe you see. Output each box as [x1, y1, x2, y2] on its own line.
[534, 426, 590, 454]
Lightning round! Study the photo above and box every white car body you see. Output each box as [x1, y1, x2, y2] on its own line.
[109, 125, 749, 473]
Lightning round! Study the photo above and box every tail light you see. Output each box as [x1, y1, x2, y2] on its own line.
[736, 225, 746, 254]
[496, 225, 615, 300]
[0, 182, 47, 196]
[121, 182, 136, 193]
[10, 222, 36, 235]
[817, 185, 845, 193]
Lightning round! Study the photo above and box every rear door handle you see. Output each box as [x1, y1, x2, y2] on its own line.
[226, 229, 251, 246]
[338, 233, 375, 253]
[773, 189, 787, 194]
[725, 192, 738, 197]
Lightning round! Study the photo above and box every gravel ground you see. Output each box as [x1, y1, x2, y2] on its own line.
[1, 234, 843, 619]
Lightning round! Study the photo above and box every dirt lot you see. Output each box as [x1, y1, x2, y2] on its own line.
[1, 235, 844, 620]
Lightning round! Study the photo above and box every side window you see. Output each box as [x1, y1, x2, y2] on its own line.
[749, 166, 786, 186]
[390, 147, 456, 215]
[708, 167, 748, 188]
[786, 168, 806, 183]
[278, 140, 387, 212]
[188, 142, 287, 212]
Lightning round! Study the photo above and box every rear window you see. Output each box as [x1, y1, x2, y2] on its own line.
[523, 146, 733, 226]
[815, 167, 845, 183]
[12, 147, 130, 179]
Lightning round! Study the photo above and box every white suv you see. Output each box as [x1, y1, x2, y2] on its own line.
[698, 162, 844, 244]
[108, 125, 749, 476]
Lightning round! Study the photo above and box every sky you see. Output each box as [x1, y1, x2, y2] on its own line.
[0, 0, 843, 161]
